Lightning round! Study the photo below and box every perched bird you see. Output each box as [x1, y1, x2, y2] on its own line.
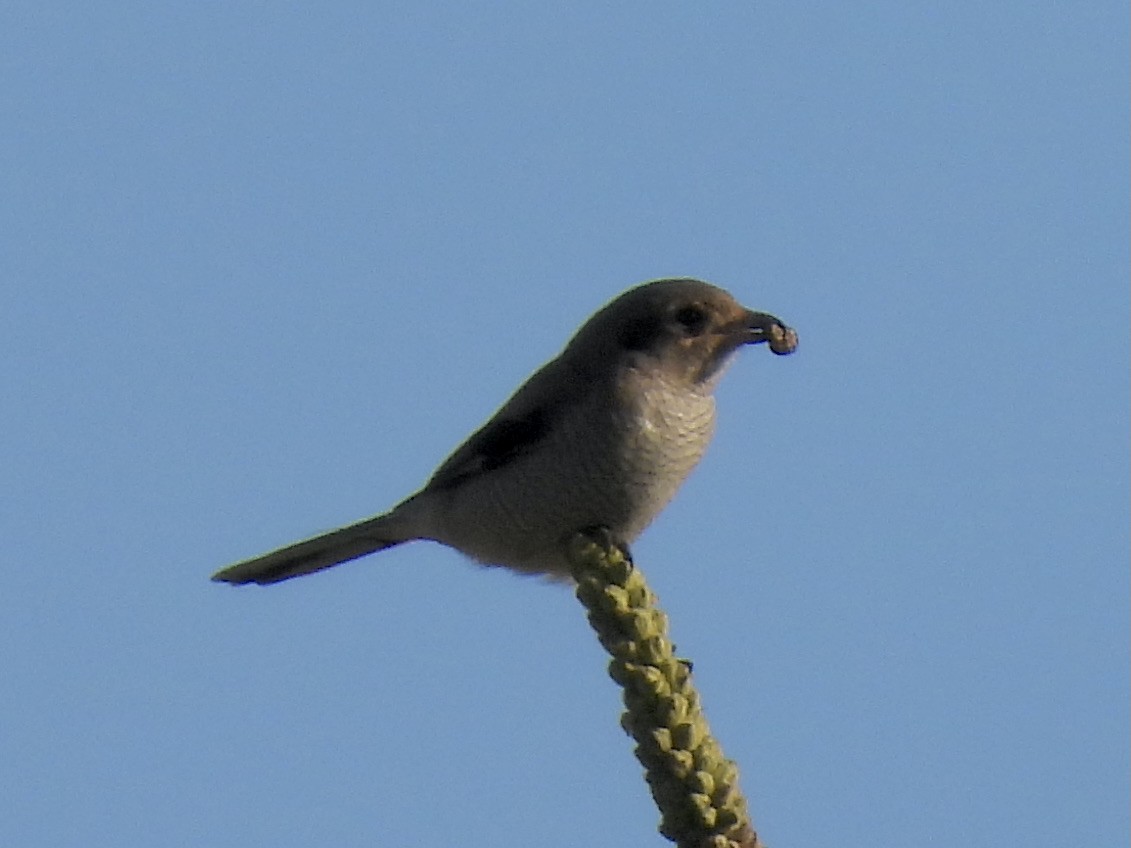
[212, 278, 797, 586]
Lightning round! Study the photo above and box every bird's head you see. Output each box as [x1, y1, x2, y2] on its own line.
[566, 278, 797, 388]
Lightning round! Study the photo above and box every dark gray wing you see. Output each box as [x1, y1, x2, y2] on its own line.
[426, 405, 551, 491]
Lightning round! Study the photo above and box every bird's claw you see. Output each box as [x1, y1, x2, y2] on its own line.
[579, 526, 635, 566]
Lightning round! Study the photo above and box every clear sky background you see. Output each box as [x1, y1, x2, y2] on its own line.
[2, 4, 1127, 847]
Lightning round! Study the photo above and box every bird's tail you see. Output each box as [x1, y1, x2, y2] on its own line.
[211, 512, 414, 586]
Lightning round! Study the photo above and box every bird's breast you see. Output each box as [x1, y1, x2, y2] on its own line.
[423, 374, 717, 576]
[612, 376, 717, 532]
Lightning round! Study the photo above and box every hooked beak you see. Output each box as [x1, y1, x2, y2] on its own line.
[739, 310, 798, 356]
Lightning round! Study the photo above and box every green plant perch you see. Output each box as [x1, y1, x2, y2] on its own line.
[567, 530, 765, 848]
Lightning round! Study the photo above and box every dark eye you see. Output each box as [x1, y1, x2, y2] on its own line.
[673, 305, 708, 336]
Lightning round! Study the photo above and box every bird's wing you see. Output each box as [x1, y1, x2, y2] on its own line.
[426, 404, 553, 490]
[425, 357, 594, 491]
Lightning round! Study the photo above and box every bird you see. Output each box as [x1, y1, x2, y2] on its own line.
[211, 278, 797, 586]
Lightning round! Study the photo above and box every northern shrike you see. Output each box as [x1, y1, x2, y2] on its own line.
[212, 278, 796, 585]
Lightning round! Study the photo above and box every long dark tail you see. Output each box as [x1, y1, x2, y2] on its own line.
[211, 514, 412, 586]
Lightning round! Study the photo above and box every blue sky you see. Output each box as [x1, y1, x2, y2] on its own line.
[2, 3, 1127, 846]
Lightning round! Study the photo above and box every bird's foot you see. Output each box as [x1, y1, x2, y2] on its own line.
[578, 525, 634, 566]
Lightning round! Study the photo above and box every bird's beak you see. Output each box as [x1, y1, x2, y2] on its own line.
[739, 310, 798, 356]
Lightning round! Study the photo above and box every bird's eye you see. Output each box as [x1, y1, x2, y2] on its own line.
[673, 305, 708, 336]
